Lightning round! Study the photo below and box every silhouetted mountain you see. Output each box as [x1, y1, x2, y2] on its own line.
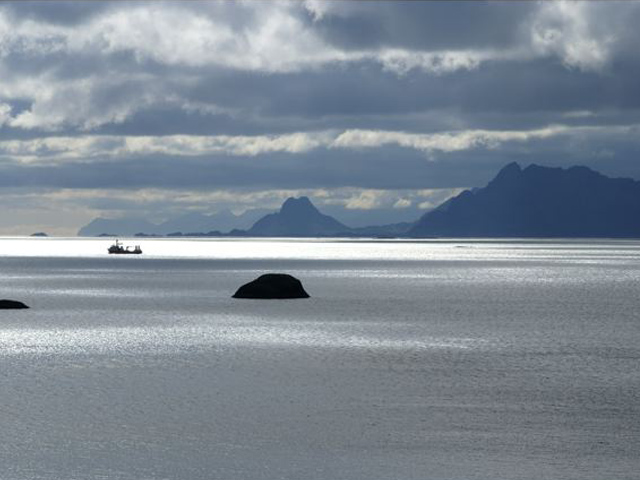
[78, 217, 158, 237]
[248, 197, 350, 237]
[349, 222, 415, 237]
[155, 212, 231, 235]
[154, 209, 269, 235]
[410, 162, 640, 238]
[78, 208, 270, 236]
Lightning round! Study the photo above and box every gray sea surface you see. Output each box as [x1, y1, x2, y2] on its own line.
[0, 237, 638, 480]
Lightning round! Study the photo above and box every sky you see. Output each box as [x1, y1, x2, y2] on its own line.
[1, 0, 640, 235]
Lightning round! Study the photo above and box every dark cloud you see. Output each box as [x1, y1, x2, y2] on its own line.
[1, 1, 639, 138]
[305, 1, 536, 51]
[2, 132, 640, 193]
[7, 54, 640, 141]
[4, 0, 113, 25]
[2, 149, 470, 190]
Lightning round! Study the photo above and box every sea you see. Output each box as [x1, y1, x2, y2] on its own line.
[0, 237, 638, 480]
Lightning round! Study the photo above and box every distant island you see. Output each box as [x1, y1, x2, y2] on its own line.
[79, 196, 413, 238]
[78, 163, 640, 239]
[78, 208, 271, 237]
[410, 163, 640, 238]
[247, 196, 350, 237]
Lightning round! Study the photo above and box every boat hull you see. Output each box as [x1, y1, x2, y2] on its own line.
[108, 241, 142, 255]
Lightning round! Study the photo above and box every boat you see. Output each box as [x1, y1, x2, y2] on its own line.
[108, 239, 142, 255]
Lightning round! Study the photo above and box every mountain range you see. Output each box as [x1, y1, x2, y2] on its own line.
[78, 208, 270, 237]
[78, 163, 640, 238]
[410, 162, 640, 238]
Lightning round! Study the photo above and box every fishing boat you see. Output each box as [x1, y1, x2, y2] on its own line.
[108, 239, 142, 255]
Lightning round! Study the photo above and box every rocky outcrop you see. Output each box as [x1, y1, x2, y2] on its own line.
[0, 299, 29, 309]
[233, 274, 310, 299]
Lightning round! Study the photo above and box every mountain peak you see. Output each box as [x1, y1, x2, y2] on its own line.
[490, 162, 522, 185]
[249, 197, 348, 237]
[280, 196, 318, 215]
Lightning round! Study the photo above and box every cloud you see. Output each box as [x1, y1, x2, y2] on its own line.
[393, 198, 411, 209]
[0, 1, 638, 136]
[378, 49, 490, 76]
[3, 123, 639, 166]
[0, 132, 332, 163]
[415, 188, 466, 211]
[303, 0, 331, 22]
[344, 190, 383, 210]
[0, 3, 338, 73]
[0, 1, 640, 235]
[0, 3, 624, 78]
[530, 1, 613, 72]
[0, 103, 11, 126]
[330, 124, 630, 154]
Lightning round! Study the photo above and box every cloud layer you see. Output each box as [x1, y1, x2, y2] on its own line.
[0, 1, 639, 234]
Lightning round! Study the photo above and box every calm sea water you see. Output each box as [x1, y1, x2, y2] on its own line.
[0, 237, 638, 480]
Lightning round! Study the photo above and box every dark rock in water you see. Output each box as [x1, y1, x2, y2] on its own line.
[0, 299, 29, 309]
[233, 274, 310, 299]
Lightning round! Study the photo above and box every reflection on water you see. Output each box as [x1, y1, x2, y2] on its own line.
[0, 238, 638, 480]
[4, 235, 640, 262]
[0, 320, 489, 356]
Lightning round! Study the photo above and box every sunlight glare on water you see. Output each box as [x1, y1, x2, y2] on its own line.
[0, 237, 638, 480]
[3, 236, 640, 262]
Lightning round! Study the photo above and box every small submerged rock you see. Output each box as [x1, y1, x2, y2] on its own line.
[233, 274, 310, 299]
[0, 299, 29, 309]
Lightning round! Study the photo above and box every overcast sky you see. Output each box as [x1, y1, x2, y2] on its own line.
[1, 0, 640, 234]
